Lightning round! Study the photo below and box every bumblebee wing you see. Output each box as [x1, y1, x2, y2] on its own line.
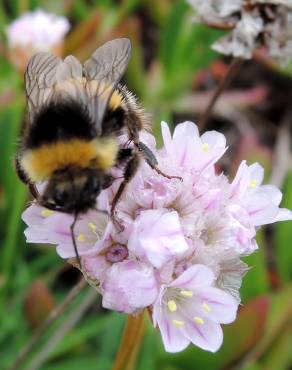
[83, 38, 131, 133]
[25, 52, 83, 123]
[25, 52, 62, 122]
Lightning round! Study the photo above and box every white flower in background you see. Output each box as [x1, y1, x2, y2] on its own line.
[5, 9, 70, 71]
[187, 0, 292, 65]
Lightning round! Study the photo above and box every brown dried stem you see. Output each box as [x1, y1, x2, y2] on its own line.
[112, 311, 145, 370]
[9, 278, 87, 370]
[199, 58, 243, 132]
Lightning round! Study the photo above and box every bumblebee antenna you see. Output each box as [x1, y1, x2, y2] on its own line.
[70, 212, 82, 270]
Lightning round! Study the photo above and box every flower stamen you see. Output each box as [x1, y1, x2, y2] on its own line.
[202, 143, 209, 152]
[167, 300, 178, 312]
[194, 316, 204, 325]
[88, 222, 97, 231]
[172, 319, 185, 327]
[41, 209, 54, 217]
[202, 302, 211, 313]
[180, 290, 193, 298]
[77, 233, 86, 242]
[249, 179, 258, 188]
[88, 222, 99, 237]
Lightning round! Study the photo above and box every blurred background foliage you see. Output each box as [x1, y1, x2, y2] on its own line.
[0, 0, 292, 369]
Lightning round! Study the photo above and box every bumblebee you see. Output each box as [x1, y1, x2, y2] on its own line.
[15, 38, 177, 267]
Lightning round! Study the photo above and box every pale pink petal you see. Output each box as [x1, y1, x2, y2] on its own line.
[195, 286, 238, 324]
[81, 255, 110, 281]
[273, 208, 292, 222]
[22, 204, 46, 226]
[197, 131, 227, 172]
[170, 265, 215, 290]
[230, 161, 249, 198]
[249, 163, 264, 187]
[101, 261, 158, 314]
[128, 210, 189, 268]
[256, 185, 282, 206]
[200, 131, 226, 149]
[139, 130, 157, 150]
[153, 304, 190, 353]
[24, 226, 51, 244]
[245, 192, 279, 226]
[161, 121, 172, 154]
[182, 318, 223, 352]
[173, 121, 199, 139]
[203, 188, 223, 211]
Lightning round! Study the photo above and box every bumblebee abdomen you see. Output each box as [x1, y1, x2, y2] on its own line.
[21, 138, 119, 183]
[26, 101, 96, 149]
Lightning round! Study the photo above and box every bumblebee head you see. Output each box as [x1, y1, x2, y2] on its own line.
[40, 167, 113, 213]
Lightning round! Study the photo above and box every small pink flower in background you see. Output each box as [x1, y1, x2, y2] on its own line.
[5, 9, 70, 71]
[22, 121, 292, 353]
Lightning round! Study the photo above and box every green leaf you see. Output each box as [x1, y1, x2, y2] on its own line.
[275, 171, 292, 282]
[159, 0, 189, 77]
[241, 229, 269, 302]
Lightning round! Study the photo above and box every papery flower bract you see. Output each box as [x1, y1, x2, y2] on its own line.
[153, 265, 238, 352]
[22, 120, 292, 353]
[101, 261, 158, 314]
[187, 0, 292, 65]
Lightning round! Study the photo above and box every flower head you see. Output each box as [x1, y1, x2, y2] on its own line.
[5, 9, 70, 70]
[187, 0, 292, 65]
[22, 121, 292, 353]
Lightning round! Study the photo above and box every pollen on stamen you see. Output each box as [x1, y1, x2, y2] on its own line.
[88, 222, 97, 231]
[202, 302, 211, 313]
[194, 316, 204, 325]
[172, 319, 185, 327]
[77, 233, 86, 242]
[202, 143, 209, 152]
[180, 290, 193, 298]
[41, 209, 54, 217]
[167, 300, 178, 312]
[249, 179, 258, 188]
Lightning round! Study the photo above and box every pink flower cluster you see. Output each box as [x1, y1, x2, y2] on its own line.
[22, 121, 292, 353]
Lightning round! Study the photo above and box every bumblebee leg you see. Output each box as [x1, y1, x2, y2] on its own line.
[117, 148, 133, 163]
[135, 141, 182, 180]
[14, 156, 39, 199]
[70, 213, 82, 270]
[111, 151, 140, 230]
[123, 109, 181, 179]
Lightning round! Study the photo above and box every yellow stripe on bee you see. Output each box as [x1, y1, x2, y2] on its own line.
[109, 90, 123, 110]
[21, 138, 118, 182]
[87, 80, 123, 110]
